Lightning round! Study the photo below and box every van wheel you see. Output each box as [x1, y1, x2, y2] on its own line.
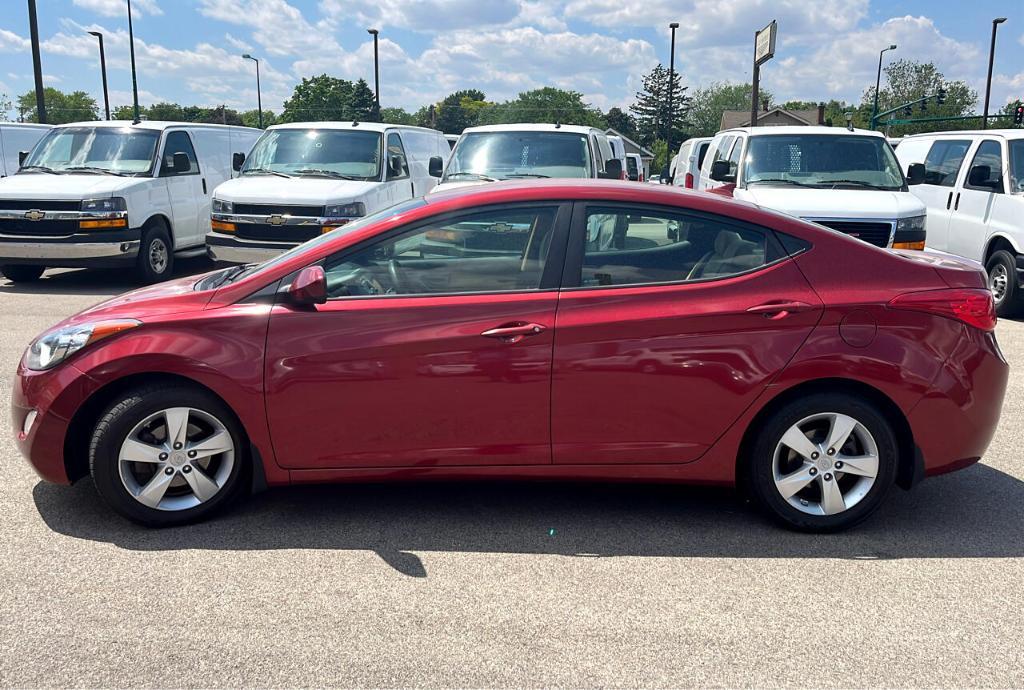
[0, 265, 45, 282]
[136, 222, 174, 284]
[985, 250, 1022, 317]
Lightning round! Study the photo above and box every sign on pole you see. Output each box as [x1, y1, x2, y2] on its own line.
[751, 19, 777, 127]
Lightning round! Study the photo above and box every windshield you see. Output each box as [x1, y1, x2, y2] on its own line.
[445, 131, 592, 181]
[21, 127, 159, 175]
[743, 134, 905, 190]
[242, 129, 382, 180]
[1009, 140, 1024, 194]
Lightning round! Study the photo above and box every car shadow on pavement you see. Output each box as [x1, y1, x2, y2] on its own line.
[32, 462, 1024, 576]
[0, 258, 222, 296]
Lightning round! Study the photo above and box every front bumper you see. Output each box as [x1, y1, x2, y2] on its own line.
[0, 229, 141, 267]
[206, 232, 294, 264]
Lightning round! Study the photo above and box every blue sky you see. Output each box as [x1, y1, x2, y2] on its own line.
[0, 0, 1021, 120]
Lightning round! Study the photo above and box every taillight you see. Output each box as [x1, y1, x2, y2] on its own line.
[889, 288, 996, 331]
[684, 172, 694, 189]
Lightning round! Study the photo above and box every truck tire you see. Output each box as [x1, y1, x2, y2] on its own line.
[0, 265, 45, 283]
[985, 250, 1022, 318]
[136, 222, 174, 284]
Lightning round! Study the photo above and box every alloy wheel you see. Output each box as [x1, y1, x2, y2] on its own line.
[149, 238, 169, 275]
[117, 407, 235, 511]
[772, 412, 879, 516]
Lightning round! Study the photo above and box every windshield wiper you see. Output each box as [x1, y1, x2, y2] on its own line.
[292, 169, 360, 180]
[504, 173, 551, 178]
[242, 168, 293, 179]
[746, 178, 817, 188]
[63, 166, 126, 177]
[444, 171, 498, 182]
[816, 179, 889, 190]
[18, 165, 58, 174]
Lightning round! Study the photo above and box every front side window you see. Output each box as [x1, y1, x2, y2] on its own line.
[964, 140, 1004, 192]
[578, 207, 775, 287]
[743, 134, 904, 190]
[726, 137, 744, 176]
[923, 139, 971, 187]
[444, 131, 592, 181]
[1010, 140, 1024, 194]
[21, 126, 160, 175]
[323, 207, 558, 298]
[160, 131, 199, 176]
[241, 128, 382, 180]
[386, 132, 409, 180]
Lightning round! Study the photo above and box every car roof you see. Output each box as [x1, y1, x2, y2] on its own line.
[720, 126, 885, 138]
[268, 121, 442, 134]
[462, 123, 599, 135]
[0, 122, 52, 129]
[53, 119, 258, 132]
[901, 129, 1024, 140]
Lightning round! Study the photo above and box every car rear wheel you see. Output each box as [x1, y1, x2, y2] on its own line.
[89, 384, 247, 526]
[1, 265, 45, 282]
[985, 250, 1022, 318]
[748, 393, 897, 532]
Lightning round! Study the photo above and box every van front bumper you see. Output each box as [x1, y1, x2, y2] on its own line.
[206, 232, 294, 264]
[0, 229, 141, 267]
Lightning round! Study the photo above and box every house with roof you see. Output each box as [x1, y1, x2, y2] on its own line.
[719, 103, 827, 130]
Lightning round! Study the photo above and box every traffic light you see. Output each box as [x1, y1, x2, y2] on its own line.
[1016, 105, 1024, 126]
[919, 98, 928, 113]
[904, 105, 913, 116]
[936, 87, 947, 105]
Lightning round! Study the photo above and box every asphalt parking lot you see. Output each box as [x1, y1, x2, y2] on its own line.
[1, 266, 1023, 688]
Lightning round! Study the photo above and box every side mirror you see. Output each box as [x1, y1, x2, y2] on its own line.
[968, 164, 991, 188]
[603, 158, 623, 179]
[388, 154, 404, 178]
[428, 155, 443, 177]
[906, 163, 925, 186]
[167, 151, 191, 175]
[18, 151, 29, 167]
[287, 265, 327, 306]
[232, 152, 245, 172]
[710, 160, 734, 183]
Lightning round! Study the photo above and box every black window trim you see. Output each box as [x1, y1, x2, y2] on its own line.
[385, 131, 410, 181]
[313, 200, 575, 302]
[559, 200, 795, 292]
[159, 129, 201, 178]
[963, 138, 1005, 194]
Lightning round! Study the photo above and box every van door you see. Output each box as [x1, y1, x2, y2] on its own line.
[948, 139, 1006, 262]
[381, 130, 413, 204]
[158, 130, 205, 248]
[912, 138, 973, 252]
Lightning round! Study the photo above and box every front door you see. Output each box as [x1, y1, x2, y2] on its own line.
[551, 203, 822, 465]
[948, 139, 1005, 262]
[916, 138, 973, 252]
[264, 203, 570, 469]
[159, 130, 205, 247]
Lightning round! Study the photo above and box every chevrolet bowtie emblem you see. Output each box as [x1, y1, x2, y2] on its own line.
[266, 214, 286, 226]
[23, 209, 45, 221]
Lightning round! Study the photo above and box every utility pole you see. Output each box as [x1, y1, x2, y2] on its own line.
[666, 22, 679, 175]
[27, 0, 46, 123]
[871, 44, 897, 128]
[367, 29, 381, 120]
[127, 0, 141, 123]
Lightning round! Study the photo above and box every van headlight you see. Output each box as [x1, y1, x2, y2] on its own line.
[81, 197, 127, 213]
[212, 198, 233, 214]
[26, 319, 140, 371]
[896, 215, 927, 233]
[324, 202, 366, 218]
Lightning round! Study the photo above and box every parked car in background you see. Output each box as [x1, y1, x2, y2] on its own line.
[0, 123, 51, 178]
[672, 137, 712, 189]
[206, 122, 448, 263]
[15, 180, 1005, 533]
[699, 126, 927, 251]
[0, 121, 259, 283]
[895, 130, 1024, 315]
[432, 124, 621, 193]
[625, 153, 644, 182]
[607, 135, 629, 180]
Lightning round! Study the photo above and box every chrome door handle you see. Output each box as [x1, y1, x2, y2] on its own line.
[481, 322, 547, 343]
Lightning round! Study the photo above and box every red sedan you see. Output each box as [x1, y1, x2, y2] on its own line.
[12, 181, 1007, 531]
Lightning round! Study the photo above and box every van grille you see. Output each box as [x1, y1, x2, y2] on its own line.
[234, 223, 320, 243]
[815, 220, 893, 248]
[0, 219, 79, 236]
[232, 203, 324, 217]
[0, 200, 80, 211]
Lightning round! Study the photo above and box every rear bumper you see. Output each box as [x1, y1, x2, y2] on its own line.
[0, 229, 141, 267]
[206, 232, 293, 264]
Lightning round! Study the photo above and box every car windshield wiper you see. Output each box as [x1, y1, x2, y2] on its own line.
[746, 178, 817, 188]
[292, 169, 360, 180]
[18, 165, 58, 174]
[816, 179, 889, 190]
[444, 171, 498, 182]
[504, 173, 551, 178]
[242, 168, 293, 179]
[63, 165, 127, 177]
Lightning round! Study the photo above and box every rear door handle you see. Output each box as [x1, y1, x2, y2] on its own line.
[954, 192, 961, 211]
[481, 322, 547, 343]
[746, 301, 813, 319]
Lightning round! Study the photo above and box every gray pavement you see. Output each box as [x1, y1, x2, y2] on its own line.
[1, 266, 1023, 688]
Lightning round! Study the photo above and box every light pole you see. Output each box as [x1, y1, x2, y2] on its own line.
[27, 0, 46, 123]
[983, 17, 1007, 130]
[126, 0, 141, 123]
[242, 53, 262, 128]
[666, 21, 679, 178]
[367, 28, 381, 120]
[88, 31, 110, 120]
[871, 44, 897, 128]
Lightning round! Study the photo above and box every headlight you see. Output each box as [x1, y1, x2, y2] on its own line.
[896, 215, 927, 233]
[81, 197, 127, 213]
[324, 202, 366, 218]
[26, 319, 140, 371]
[212, 198, 233, 214]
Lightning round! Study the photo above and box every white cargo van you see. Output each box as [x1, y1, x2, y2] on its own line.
[896, 129, 1024, 314]
[431, 123, 622, 193]
[0, 123, 51, 178]
[699, 126, 927, 250]
[607, 135, 629, 180]
[0, 120, 259, 282]
[671, 136, 711, 189]
[207, 122, 448, 263]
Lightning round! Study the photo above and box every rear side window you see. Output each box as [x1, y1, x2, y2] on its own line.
[923, 139, 971, 186]
[964, 140, 1004, 192]
[727, 137, 744, 176]
[708, 136, 735, 172]
[577, 206, 779, 287]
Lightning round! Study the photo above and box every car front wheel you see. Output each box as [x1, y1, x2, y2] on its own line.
[1, 265, 45, 282]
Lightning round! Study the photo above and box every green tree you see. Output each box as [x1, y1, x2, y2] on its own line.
[651, 139, 669, 175]
[0, 93, 11, 121]
[687, 82, 773, 137]
[240, 108, 277, 128]
[281, 74, 355, 122]
[350, 78, 376, 121]
[629, 64, 690, 147]
[479, 87, 604, 127]
[413, 104, 435, 128]
[146, 102, 185, 121]
[863, 59, 977, 135]
[17, 88, 98, 124]
[435, 89, 488, 134]
[604, 106, 636, 138]
[997, 99, 1023, 127]
[380, 107, 416, 125]
[111, 104, 140, 120]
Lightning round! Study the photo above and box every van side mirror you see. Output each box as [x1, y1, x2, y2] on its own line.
[18, 151, 29, 167]
[967, 164, 1000, 190]
[388, 154, 405, 178]
[602, 159, 623, 179]
[428, 156, 443, 177]
[906, 163, 925, 186]
[710, 160, 735, 183]
[164, 151, 191, 175]
[232, 152, 245, 172]
[287, 266, 327, 306]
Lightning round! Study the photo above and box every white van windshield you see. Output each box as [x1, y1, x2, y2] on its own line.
[21, 127, 159, 176]
[445, 131, 591, 181]
[744, 134, 905, 191]
[242, 129, 382, 181]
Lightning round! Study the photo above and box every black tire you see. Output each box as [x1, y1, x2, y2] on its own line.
[747, 393, 898, 533]
[135, 222, 174, 284]
[985, 250, 1022, 318]
[1, 265, 45, 282]
[89, 383, 248, 527]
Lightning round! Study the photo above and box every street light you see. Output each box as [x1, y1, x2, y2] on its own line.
[666, 21, 679, 179]
[982, 17, 1007, 130]
[126, 0, 141, 123]
[367, 29, 381, 120]
[241, 53, 263, 128]
[88, 31, 110, 120]
[871, 44, 897, 127]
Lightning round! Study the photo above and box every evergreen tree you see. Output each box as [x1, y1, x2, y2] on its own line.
[629, 64, 689, 147]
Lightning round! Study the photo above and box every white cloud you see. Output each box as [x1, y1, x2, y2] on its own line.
[320, 0, 535, 32]
[224, 33, 253, 53]
[73, 0, 163, 18]
[0, 28, 30, 53]
[197, 0, 340, 57]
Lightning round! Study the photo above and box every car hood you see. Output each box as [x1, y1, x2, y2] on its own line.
[215, 176, 380, 204]
[0, 172, 144, 200]
[58, 273, 219, 328]
[430, 180, 490, 194]
[737, 186, 926, 220]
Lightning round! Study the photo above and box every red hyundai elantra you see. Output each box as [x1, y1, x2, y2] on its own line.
[12, 181, 1007, 531]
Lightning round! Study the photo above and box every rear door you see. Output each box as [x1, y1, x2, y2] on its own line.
[158, 130, 205, 248]
[551, 202, 821, 465]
